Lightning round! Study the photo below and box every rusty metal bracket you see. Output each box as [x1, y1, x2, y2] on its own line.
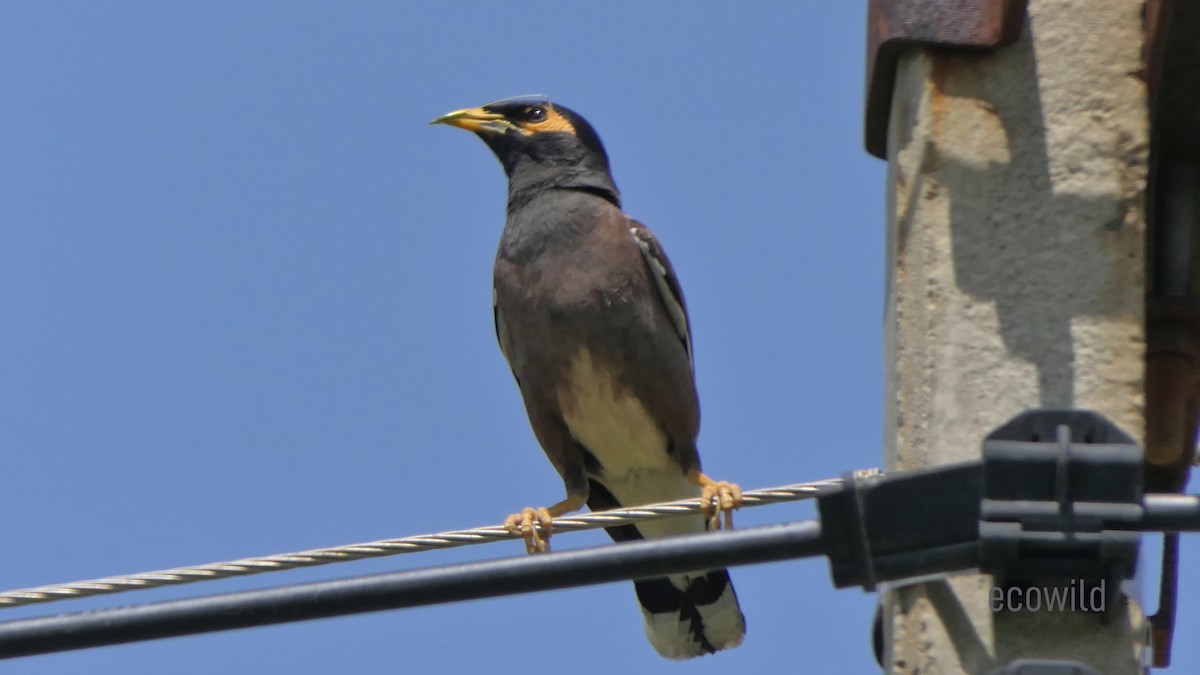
[1145, 0, 1200, 665]
[1143, 0, 1171, 115]
[865, 0, 1028, 158]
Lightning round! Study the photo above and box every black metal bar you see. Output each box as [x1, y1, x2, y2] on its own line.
[0, 521, 825, 660]
[1142, 494, 1200, 531]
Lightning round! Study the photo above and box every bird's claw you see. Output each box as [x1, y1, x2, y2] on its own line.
[700, 481, 742, 530]
[504, 506, 554, 553]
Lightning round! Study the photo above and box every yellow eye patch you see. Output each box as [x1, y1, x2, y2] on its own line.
[518, 105, 576, 136]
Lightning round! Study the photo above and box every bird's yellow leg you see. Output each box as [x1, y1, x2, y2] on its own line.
[687, 470, 743, 530]
[504, 494, 587, 554]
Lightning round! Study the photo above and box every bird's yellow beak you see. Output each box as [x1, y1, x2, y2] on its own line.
[430, 106, 512, 134]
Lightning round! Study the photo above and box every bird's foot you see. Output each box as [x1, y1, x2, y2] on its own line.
[504, 506, 554, 554]
[502, 494, 586, 554]
[689, 471, 743, 530]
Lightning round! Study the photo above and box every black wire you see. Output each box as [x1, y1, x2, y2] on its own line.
[0, 520, 825, 660]
[1, 484, 1195, 662]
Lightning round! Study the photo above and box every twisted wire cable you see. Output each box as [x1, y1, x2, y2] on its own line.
[0, 475, 859, 610]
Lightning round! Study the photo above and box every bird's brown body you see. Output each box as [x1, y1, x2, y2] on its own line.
[495, 199, 701, 494]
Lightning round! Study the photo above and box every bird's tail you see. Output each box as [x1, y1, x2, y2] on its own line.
[588, 481, 745, 659]
[634, 570, 746, 659]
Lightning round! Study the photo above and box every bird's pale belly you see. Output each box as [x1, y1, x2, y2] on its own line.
[557, 348, 704, 538]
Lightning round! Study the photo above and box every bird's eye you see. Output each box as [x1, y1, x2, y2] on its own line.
[526, 106, 547, 122]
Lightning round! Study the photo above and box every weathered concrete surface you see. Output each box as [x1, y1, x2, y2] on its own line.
[881, 0, 1149, 672]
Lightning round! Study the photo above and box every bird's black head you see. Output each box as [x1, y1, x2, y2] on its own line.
[432, 95, 620, 208]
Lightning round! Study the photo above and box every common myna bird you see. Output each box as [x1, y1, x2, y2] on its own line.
[432, 96, 744, 659]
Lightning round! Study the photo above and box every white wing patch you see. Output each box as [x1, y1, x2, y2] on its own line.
[630, 227, 692, 367]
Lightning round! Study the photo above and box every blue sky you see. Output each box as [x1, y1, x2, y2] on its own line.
[1, 3, 1192, 674]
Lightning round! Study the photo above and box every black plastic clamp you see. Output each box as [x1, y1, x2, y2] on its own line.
[818, 409, 1143, 593]
[819, 463, 981, 590]
[979, 410, 1143, 592]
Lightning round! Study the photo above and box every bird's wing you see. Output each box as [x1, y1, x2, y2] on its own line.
[493, 285, 518, 383]
[628, 221, 693, 369]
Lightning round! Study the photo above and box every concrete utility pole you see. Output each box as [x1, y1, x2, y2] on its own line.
[876, 0, 1149, 672]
